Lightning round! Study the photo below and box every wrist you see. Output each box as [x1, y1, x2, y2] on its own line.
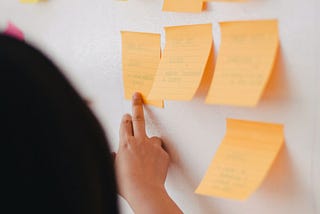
[125, 183, 165, 204]
[125, 185, 171, 213]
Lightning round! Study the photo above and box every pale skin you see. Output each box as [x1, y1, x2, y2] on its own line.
[114, 92, 183, 214]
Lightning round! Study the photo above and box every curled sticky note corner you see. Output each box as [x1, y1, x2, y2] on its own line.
[121, 31, 163, 108]
[205, 20, 279, 107]
[148, 23, 213, 101]
[195, 118, 284, 200]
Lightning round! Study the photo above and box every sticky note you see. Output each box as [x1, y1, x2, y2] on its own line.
[121, 31, 163, 107]
[195, 118, 284, 200]
[3, 22, 24, 41]
[205, 20, 279, 106]
[195, 44, 214, 96]
[148, 24, 213, 101]
[162, 0, 205, 13]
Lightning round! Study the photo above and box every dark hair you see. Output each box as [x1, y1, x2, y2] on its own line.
[0, 35, 119, 214]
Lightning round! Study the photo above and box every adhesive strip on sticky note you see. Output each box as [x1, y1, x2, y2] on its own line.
[205, 20, 279, 106]
[195, 118, 284, 200]
[121, 31, 163, 107]
[162, 0, 205, 13]
[148, 24, 213, 101]
[3, 22, 24, 41]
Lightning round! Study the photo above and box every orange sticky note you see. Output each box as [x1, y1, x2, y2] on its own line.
[162, 0, 205, 13]
[195, 118, 284, 200]
[148, 24, 213, 101]
[205, 20, 279, 106]
[121, 31, 163, 107]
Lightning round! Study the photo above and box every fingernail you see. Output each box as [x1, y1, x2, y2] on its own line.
[133, 92, 142, 101]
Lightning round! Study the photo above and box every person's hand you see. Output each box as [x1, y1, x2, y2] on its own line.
[115, 92, 182, 214]
[115, 92, 169, 199]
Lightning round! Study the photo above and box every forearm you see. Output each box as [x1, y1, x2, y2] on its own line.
[117, 93, 182, 214]
[126, 186, 183, 214]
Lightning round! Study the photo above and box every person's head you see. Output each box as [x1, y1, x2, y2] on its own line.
[0, 35, 119, 214]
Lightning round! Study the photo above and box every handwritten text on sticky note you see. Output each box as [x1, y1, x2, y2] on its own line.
[205, 20, 279, 106]
[195, 118, 284, 200]
[121, 31, 163, 107]
[148, 24, 213, 101]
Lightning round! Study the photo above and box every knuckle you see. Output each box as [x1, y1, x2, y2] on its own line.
[121, 137, 135, 148]
[122, 114, 132, 123]
[150, 136, 161, 142]
[150, 137, 163, 147]
[162, 150, 170, 161]
[121, 141, 129, 149]
[150, 136, 160, 140]
[139, 136, 148, 143]
[132, 114, 144, 121]
[127, 136, 136, 144]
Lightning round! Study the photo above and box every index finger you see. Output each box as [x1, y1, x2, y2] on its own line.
[132, 92, 146, 141]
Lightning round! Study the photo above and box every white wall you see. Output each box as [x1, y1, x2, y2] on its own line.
[1, 0, 319, 213]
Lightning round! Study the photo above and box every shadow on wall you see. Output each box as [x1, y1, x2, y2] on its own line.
[194, 44, 215, 100]
[163, 134, 220, 214]
[257, 145, 301, 202]
[260, 46, 291, 105]
[144, 107, 219, 213]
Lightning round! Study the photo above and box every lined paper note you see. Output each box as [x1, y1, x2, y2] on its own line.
[195, 118, 284, 200]
[195, 44, 215, 96]
[3, 22, 24, 41]
[148, 24, 213, 101]
[163, 0, 205, 13]
[205, 20, 279, 106]
[121, 31, 163, 107]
